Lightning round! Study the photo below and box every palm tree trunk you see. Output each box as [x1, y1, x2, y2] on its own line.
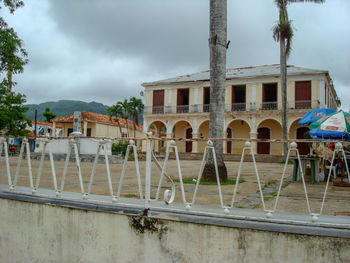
[117, 120, 123, 138]
[202, 0, 228, 182]
[280, 10, 288, 158]
[124, 116, 130, 138]
[133, 121, 136, 138]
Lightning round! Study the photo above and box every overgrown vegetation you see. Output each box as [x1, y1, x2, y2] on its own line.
[0, 0, 30, 136]
[112, 140, 129, 155]
[280, 160, 293, 165]
[174, 178, 246, 185]
[111, 140, 145, 160]
[42, 107, 56, 122]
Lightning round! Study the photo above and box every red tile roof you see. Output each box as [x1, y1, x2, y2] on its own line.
[52, 112, 143, 131]
[32, 121, 63, 128]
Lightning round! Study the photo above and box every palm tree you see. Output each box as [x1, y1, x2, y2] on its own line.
[107, 104, 123, 137]
[202, 0, 228, 182]
[128, 96, 144, 138]
[43, 107, 56, 123]
[273, 0, 324, 156]
[118, 99, 131, 137]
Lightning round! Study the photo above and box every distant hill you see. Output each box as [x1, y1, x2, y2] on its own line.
[25, 100, 110, 121]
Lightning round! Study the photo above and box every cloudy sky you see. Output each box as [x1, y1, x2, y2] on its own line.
[3, 0, 350, 109]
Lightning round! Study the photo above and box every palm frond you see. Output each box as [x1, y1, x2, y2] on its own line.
[285, 27, 294, 58]
[272, 23, 281, 42]
[272, 20, 294, 58]
[274, 0, 284, 8]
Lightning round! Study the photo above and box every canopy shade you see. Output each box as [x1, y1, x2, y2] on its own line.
[298, 108, 335, 126]
[309, 111, 350, 140]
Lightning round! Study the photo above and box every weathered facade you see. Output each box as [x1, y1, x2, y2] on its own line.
[142, 64, 340, 155]
[52, 112, 143, 138]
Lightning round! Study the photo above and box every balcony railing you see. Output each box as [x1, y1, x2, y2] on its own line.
[290, 100, 320, 110]
[176, 105, 189, 113]
[231, 103, 246, 111]
[260, 101, 278, 110]
[151, 106, 164, 114]
[203, 104, 210, 112]
[144, 100, 320, 115]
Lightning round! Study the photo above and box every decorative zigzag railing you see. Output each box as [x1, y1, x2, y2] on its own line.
[0, 135, 349, 224]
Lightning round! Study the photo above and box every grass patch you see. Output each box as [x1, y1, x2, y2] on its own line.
[264, 196, 273, 201]
[280, 161, 293, 165]
[174, 178, 246, 185]
[270, 191, 277, 197]
[124, 194, 137, 198]
[265, 179, 277, 187]
[237, 206, 245, 209]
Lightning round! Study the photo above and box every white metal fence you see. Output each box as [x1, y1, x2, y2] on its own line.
[0, 135, 349, 224]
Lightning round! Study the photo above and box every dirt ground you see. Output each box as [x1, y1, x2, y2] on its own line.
[1, 156, 349, 216]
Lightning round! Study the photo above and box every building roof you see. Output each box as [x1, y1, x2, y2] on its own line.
[142, 64, 329, 86]
[52, 112, 143, 131]
[32, 121, 63, 128]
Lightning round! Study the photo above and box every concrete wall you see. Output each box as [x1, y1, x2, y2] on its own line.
[34, 139, 112, 155]
[0, 197, 349, 263]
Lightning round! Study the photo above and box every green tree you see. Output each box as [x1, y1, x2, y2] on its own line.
[0, 0, 29, 135]
[43, 107, 56, 122]
[0, 0, 28, 91]
[128, 96, 144, 138]
[1, 0, 24, 13]
[118, 99, 131, 137]
[202, 0, 228, 182]
[272, 0, 324, 156]
[107, 103, 124, 137]
[0, 81, 29, 136]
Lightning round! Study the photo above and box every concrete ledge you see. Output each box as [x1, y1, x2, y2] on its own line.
[0, 190, 349, 238]
[1, 189, 350, 262]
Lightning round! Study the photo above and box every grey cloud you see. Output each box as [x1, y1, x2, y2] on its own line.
[47, 0, 210, 69]
[4, 0, 350, 111]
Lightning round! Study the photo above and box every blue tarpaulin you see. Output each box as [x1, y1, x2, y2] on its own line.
[309, 129, 350, 141]
[298, 108, 335, 125]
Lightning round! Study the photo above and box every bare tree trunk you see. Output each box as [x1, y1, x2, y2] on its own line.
[280, 14, 288, 158]
[202, 0, 228, 182]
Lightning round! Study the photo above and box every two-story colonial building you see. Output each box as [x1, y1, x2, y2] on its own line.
[142, 64, 340, 156]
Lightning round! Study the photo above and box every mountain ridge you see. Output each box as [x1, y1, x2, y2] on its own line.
[25, 100, 110, 121]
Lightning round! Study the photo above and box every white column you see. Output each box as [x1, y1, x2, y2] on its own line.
[251, 83, 256, 110]
[52, 122, 56, 137]
[192, 133, 199, 153]
[166, 132, 173, 150]
[143, 119, 148, 134]
[250, 116, 257, 153]
[194, 86, 199, 105]
[319, 80, 325, 108]
[167, 88, 172, 106]
[145, 90, 149, 106]
[83, 121, 88, 136]
[250, 131, 258, 153]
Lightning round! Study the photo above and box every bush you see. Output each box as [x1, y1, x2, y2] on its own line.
[112, 140, 144, 161]
[112, 140, 128, 156]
